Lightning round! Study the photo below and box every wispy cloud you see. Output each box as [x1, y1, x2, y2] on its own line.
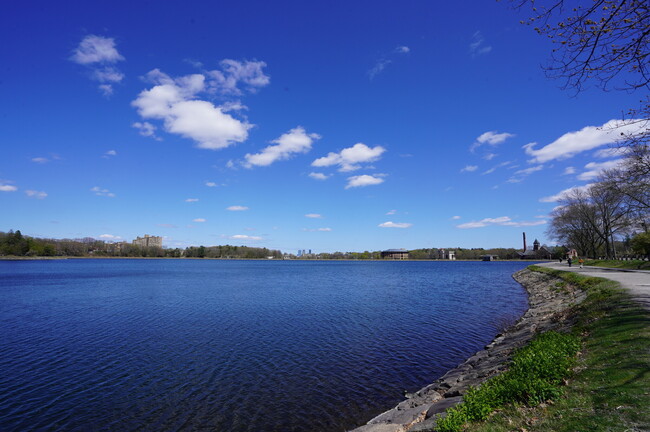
[368, 45, 410, 79]
[507, 165, 543, 183]
[386, 209, 397, 215]
[244, 127, 320, 167]
[91, 186, 115, 197]
[227, 205, 249, 211]
[308, 172, 330, 180]
[71, 35, 125, 96]
[193, 218, 207, 222]
[99, 234, 121, 240]
[305, 213, 322, 218]
[228, 234, 262, 241]
[345, 174, 385, 189]
[132, 122, 161, 140]
[157, 223, 178, 228]
[469, 31, 492, 56]
[379, 221, 412, 228]
[457, 216, 545, 229]
[31, 157, 49, 164]
[25, 190, 47, 199]
[312, 143, 386, 172]
[471, 130, 515, 152]
[563, 166, 576, 175]
[205, 181, 218, 187]
[185, 198, 199, 203]
[577, 160, 623, 181]
[539, 184, 594, 203]
[460, 165, 478, 173]
[523, 119, 645, 163]
[451, 215, 461, 220]
[303, 227, 332, 232]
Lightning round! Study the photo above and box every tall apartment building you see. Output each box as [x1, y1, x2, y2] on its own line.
[132, 234, 163, 248]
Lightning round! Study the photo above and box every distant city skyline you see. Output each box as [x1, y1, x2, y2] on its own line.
[1, 1, 643, 253]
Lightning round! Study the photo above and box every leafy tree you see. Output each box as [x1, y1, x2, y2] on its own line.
[515, 0, 649, 148]
[630, 231, 650, 255]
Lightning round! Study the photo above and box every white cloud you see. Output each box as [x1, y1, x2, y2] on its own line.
[308, 172, 330, 180]
[99, 234, 121, 240]
[539, 184, 594, 203]
[229, 234, 262, 241]
[244, 127, 320, 167]
[157, 223, 178, 228]
[31, 157, 49, 164]
[379, 221, 412, 228]
[193, 218, 207, 222]
[303, 227, 333, 232]
[25, 190, 47, 199]
[132, 121, 160, 140]
[312, 143, 386, 172]
[514, 165, 543, 175]
[469, 31, 492, 56]
[483, 153, 497, 160]
[386, 209, 397, 215]
[524, 119, 646, 163]
[205, 181, 217, 187]
[105, 150, 117, 156]
[577, 159, 623, 181]
[471, 130, 514, 152]
[71, 35, 124, 65]
[206, 59, 270, 95]
[594, 147, 625, 159]
[563, 166, 576, 175]
[345, 174, 385, 189]
[0, 183, 17, 192]
[227, 205, 248, 211]
[91, 186, 115, 197]
[305, 213, 322, 218]
[71, 35, 125, 96]
[460, 165, 478, 173]
[132, 69, 253, 150]
[185, 198, 199, 203]
[451, 215, 461, 220]
[457, 216, 546, 229]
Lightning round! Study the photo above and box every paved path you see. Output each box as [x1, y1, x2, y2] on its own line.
[537, 262, 650, 311]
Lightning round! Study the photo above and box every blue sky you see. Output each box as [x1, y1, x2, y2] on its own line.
[0, 0, 643, 253]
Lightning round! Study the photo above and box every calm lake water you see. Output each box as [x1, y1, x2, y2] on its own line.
[0, 259, 532, 431]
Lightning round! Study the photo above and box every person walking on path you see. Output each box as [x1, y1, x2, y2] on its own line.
[579, 258, 584, 268]
[568, 257, 572, 267]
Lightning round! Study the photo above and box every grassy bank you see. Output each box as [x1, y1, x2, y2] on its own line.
[584, 258, 650, 271]
[433, 265, 650, 431]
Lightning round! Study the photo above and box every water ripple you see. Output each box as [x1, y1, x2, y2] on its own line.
[0, 259, 530, 432]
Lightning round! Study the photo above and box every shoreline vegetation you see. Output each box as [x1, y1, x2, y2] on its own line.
[1, 229, 559, 261]
[351, 264, 649, 431]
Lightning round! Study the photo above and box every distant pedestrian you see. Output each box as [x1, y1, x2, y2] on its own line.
[568, 258, 572, 267]
[579, 258, 584, 268]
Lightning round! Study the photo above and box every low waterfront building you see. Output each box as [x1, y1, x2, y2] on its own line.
[438, 249, 456, 260]
[481, 255, 499, 261]
[133, 234, 163, 248]
[381, 249, 409, 260]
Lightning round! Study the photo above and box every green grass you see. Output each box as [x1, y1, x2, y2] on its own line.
[584, 259, 650, 270]
[436, 332, 580, 432]
[433, 265, 650, 431]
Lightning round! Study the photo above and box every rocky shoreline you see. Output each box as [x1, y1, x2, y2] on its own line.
[350, 268, 587, 432]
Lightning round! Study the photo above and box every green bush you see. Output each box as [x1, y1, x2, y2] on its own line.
[436, 331, 580, 432]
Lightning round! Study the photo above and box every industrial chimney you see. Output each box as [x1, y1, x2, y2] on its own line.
[523, 232, 527, 251]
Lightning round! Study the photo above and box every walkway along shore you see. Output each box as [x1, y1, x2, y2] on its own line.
[349, 267, 590, 432]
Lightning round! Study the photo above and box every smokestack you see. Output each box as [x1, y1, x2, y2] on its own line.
[523, 232, 527, 251]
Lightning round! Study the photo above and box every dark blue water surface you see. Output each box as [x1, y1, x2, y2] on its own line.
[0, 259, 531, 431]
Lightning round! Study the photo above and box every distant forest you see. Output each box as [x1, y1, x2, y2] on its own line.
[0, 230, 558, 260]
[0, 230, 283, 259]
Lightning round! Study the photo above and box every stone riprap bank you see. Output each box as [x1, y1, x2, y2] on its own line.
[350, 269, 587, 432]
